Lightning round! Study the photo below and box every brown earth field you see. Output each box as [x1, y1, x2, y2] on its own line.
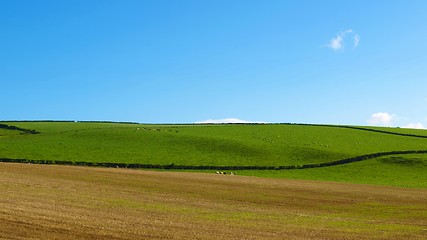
[1, 163, 426, 240]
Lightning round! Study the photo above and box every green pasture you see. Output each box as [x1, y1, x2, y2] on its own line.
[0, 128, 22, 137]
[363, 126, 427, 137]
[234, 154, 427, 188]
[1, 121, 427, 188]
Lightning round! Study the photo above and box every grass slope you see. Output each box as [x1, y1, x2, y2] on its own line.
[1, 163, 426, 240]
[235, 154, 427, 188]
[1, 121, 427, 187]
[0, 128, 22, 137]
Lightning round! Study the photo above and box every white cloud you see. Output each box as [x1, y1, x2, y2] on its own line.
[326, 29, 360, 51]
[403, 123, 426, 129]
[194, 118, 266, 124]
[328, 34, 344, 50]
[354, 34, 360, 47]
[367, 112, 395, 126]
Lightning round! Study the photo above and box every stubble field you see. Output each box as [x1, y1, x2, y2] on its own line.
[1, 163, 426, 240]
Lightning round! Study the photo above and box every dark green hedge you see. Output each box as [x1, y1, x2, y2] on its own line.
[0, 124, 39, 134]
[279, 123, 427, 139]
[2, 150, 427, 170]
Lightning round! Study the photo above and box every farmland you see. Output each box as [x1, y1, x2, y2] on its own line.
[1, 121, 427, 188]
[1, 121, 427, 239]
[1, 163, 426, 240]
[236, 154, 427, 188]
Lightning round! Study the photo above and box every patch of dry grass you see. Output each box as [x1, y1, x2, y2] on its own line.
[1, 163, 426, 239]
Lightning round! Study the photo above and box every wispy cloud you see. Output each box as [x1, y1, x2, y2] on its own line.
[194, 118, 266, 124]
[326, 29, 360, 51]
[402, 123, 425, 129]
[354, 34, 360, 47]
[367, 112, 395, 126]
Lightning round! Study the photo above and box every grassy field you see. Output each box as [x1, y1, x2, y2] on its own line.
[2, 122, 427, 239]
[235, 154, 427, 188]
[0, 128, 23, 136]
[363, 126, 427, 137]
[1, 121, 427, 188]
[1, 163, 426, 240]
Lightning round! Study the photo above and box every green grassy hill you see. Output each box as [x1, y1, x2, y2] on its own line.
[1, 121, 427, 187]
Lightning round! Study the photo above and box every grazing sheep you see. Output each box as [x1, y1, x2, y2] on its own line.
[216, 171, 220, 174]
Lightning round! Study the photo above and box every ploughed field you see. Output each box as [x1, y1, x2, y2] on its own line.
[1, 121, 427, 187]
[1, 163, 426, 240]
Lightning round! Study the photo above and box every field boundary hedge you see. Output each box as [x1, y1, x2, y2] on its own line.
[2, 121, 427, 138]
[0, 124, 39, 134]
[302, 124, 427, 139]
[1, 150, 427, 170]
[192, 122, 427, 139]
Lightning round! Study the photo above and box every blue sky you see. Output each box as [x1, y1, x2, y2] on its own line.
[1, 1, 427, 127]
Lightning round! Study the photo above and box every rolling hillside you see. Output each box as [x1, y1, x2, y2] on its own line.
[2, 122, 427, 239]
[1, 121, 426, 187]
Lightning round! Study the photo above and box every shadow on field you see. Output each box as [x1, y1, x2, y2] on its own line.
[380, 157, 426, 166]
